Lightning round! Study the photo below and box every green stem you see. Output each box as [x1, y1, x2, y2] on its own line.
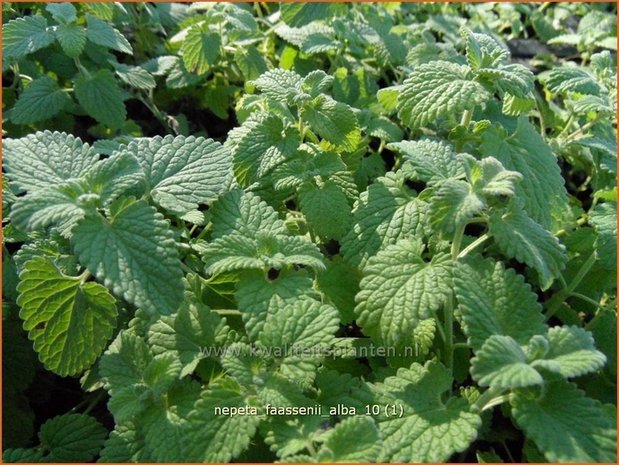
[83, 390, 106, 415]
[545, 252, 597, 320]
[9, 63, 21, 89]
[443, 223, 467, 375]
[212, 309, 242, 317]
[74, 57, 91, 78]
[565, 119, 597, 141]
[555, 216, 588, 238]
[457, 233, 491, 259]
[481, 394, 510, 411]
[253, 2, 264, 19]
[306, 442, 318, 459]
[453, 342, 470, 350]
[195, 223, 212, 241]
[377, 139, 386, 155]
[460, 109, 473, 127]
[557, 113, 575, 138]
[138, 93, 172, 134]
[304, 128, 319, 144]
[180, 262, 197, 275]
[568, 292, 605, 310]
[77, 270, 92, 284]
[451, 223, 466, 261]
[435, 316, 447, 346]
[473, 386, 506, 412]
[298, 116, 305, 138]
[533, 91, 548, 140]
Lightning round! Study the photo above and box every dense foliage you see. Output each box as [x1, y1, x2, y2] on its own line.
[2, 2, 617, 463]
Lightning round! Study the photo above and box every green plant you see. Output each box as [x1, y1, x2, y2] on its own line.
[2, 2, 616, 463]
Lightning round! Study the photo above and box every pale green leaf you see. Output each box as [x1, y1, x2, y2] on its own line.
[589, 202, 617, 269]
[46, 3, 77, 23]
[489, 202, 567, 290]
[479, 119, 567, 230]
[365, 114, 404, 142]
[221, 342, 261, 386]
[228, 112, 300, 186]
[202, 232, 324, 275]
[461, 153, 523, 197]
[276, 23, 335, 50]
[280, 2, 347, 27]
[3, 16, 55, 60]
[429, 154, 521, 234]
[478, 64, 534, 98]
[454, 257, 547, 351]
[316, 369, 375, 411]
[181, 23, 220, 75]
[587, 309, 617, 378]
[119, 135, 232, 214]
[302, 70, 334, 98]
[397, 61, 490, 129]
[374, 362, 481, 462]
[316, 257, 360, 323]
[86, 14, 132, 54]
[186, 377, 261, 462]
[113, 63, 156, 90]
[377, 85, 401, 113]
[75, 69, 126, 129]
[341, 172, 430, 268]
[430, 179, 485, 234]
[355, 239, 452, 347]
[137, 355, 182, 417]
[140, 380, 199, 461]
[11, 150, 142, 232]
[463, 29, 509, 69]
[83, 2, 115, 21]
[55, 23, 86, 57]
[148, 298, 227, 377]
[235, 46, 268, 81]
[257, 372, 312, 407]
[531, 326, 607, 378]
[3, 131, 98, 193]
[11, 76, 71, 124]
[100, 333, 183, 424]
[99, 423, 144, 463]
[510, 379, 617, 463]
[572, 94, 614, 114]
[210, 190, 286, 239]
[471, 335, 544, 389]
[298, 180, 351, 240]
[389, 139, 464, 184]
[82, 150, 145, 206]
[502, 93, 536, 116]
[165, 57, 201, 88]
[320, 417, 382, 462]
[235, 269, 318, 340]
[72, 198, 184, 315]
[258, 299, 339, 352]
[9, 182, 85, 232]
[17, 257, 117, 376]
[259, 298, 339, 382]
[39, 414, 107, 462]
[545, 67, 601, 95]
[301, 95, 361, 151]
[100, 332, 152, 420]
[272, 144, 347, 191]
[263, 416, 323, 459]
[253, 68, 304, 104]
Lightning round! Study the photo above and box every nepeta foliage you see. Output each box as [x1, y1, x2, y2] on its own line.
[2, 2, 617, 463]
